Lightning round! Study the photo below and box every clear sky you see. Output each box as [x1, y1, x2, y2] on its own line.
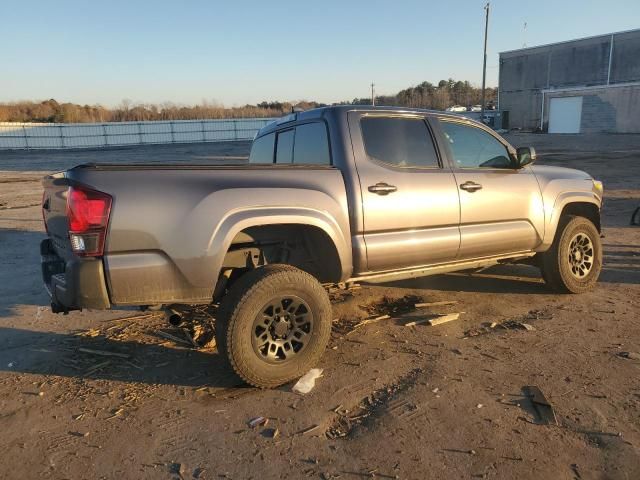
[2, 0, 639, 107]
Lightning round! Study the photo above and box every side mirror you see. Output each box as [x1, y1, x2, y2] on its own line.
[516, 146, 537, 168]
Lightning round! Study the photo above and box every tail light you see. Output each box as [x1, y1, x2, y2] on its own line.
[66, 186, 112, 256]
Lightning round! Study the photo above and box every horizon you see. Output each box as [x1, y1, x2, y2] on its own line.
[2, 0, 639, 107]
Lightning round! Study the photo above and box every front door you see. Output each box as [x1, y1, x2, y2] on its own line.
[348, 112, 461, 272]
[436, 118, 544, 260]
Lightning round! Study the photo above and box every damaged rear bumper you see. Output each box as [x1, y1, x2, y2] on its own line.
[41, 238, 111, 313]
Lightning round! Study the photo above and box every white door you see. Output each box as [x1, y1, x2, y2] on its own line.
[548, 96, 583, 133]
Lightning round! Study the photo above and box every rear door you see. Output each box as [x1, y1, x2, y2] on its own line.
[435, 118, 544, 259]
[348, 112, 460, 272]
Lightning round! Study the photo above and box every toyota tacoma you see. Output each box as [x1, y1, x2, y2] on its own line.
[41, 106, 604, 387]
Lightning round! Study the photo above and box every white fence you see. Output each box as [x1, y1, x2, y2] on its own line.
[0, 118, 275, 150]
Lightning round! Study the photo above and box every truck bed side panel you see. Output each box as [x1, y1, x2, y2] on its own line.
[66, 166, 351, 305]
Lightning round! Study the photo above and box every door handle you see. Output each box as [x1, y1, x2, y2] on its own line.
[368, 182, 397, 195]
[459, 181, 483, 192]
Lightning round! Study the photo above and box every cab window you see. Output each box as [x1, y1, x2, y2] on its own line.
[248, 133, 275, 163]
[275, 129, 295, 164]
[440, 121, 512, 168]
[360, 116, 439, 168]
[293, 122, 330, 165]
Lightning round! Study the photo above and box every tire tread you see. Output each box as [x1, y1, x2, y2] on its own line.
[216, 265, 331, 388]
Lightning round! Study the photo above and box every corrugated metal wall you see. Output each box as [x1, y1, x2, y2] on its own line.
[0, 118, 275, 150]
[499, 28, 640, 131]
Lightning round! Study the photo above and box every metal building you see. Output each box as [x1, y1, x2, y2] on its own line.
[498, 28, 640, 133]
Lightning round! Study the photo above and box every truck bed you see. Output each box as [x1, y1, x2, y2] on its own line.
[42, 162, 352, 309]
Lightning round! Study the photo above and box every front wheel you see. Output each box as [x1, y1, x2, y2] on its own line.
[540, 215, 602, 293]
[216, 264, 332, 388]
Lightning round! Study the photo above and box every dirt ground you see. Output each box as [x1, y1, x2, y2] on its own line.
[0, 134, 639, 480]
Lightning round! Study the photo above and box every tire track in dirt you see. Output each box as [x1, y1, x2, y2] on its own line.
[325, 362, 434, 439]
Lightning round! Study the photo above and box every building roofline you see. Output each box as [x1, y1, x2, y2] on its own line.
[499, 27, 640, 56]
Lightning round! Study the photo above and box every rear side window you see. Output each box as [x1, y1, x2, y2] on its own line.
[293, 122, 330, 165]
[248, 133, 275, 163]
[361, 117, 439, 168]
[276, 129, 295, 164]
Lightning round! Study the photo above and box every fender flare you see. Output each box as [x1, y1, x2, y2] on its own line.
[538, 191, 601, 250]
[208, 206, 353, 283]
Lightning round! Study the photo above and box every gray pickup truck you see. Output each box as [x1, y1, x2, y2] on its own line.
[41, 105, 604, 387]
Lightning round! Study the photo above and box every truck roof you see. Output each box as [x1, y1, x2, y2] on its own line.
[255, 105, 480, 138]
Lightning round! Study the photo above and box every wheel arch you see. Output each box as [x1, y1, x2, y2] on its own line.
[538, 192, 601, 251]
[209, 208, 352, 296]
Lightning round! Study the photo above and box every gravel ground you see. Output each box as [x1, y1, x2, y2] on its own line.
[0, 135, 639, 480]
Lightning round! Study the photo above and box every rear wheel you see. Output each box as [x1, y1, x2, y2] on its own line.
[540, 215, 602, 293]
[216, 265, 331, 388]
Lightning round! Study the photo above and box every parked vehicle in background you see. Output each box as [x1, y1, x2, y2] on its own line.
[470, 105, 482, 112]
[446, 105, 467, 112]
[41, 106, 604, 388]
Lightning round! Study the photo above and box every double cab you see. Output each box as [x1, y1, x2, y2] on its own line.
[41, 106, 604, 387]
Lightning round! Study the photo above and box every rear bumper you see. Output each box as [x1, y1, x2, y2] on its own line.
[41, 239, 111, 313]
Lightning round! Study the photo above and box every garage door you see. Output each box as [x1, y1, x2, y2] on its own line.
[548, 96, 583, 133]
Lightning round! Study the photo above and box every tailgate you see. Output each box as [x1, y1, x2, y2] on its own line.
[42, 172, 72, 258]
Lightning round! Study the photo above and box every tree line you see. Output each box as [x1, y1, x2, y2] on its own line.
[0, 79, 497, 123]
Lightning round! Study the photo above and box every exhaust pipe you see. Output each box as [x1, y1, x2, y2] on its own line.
[164, 308, 183, 326]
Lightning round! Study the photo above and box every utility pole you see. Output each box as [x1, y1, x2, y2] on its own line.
[480, 2, 490, 123]
[371, 82, 375, 106]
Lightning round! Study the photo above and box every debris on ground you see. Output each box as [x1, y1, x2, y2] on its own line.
[404, 313, 461, 327]
[327, 282, 361, 303]
[346, 315, 391, 334]
[192, 467, 206, 479]
[328, 288, 354, 303]
[522, 385, 558, 425]
[84, 360, 111, 375]
[334, 295, 459, 335]
[75, 328, 100, 338]
[77, 347, 131, 359]
[617, 351, 640, 360]
[248, 416, 269, 428]
[300, 424, 320, 436]
[156, 330, 192, 346]
[522, 309, 554, 321]
[361, 295, 423, 317]
[135, 305, 218, 350]
[183, 305, 217, 348]
[188, 323, 216, 349]
[414, 301, 458, 308]
[293, 368, 323, 394]
[170, 463, 186, 477]
[465, 310, 551, 337]
[262, 427, 280, 438]
[106, 408, 124, 420]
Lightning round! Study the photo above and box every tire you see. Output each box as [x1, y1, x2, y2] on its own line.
[215, 264, 332, 388]
[540, 215, 602, 294]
